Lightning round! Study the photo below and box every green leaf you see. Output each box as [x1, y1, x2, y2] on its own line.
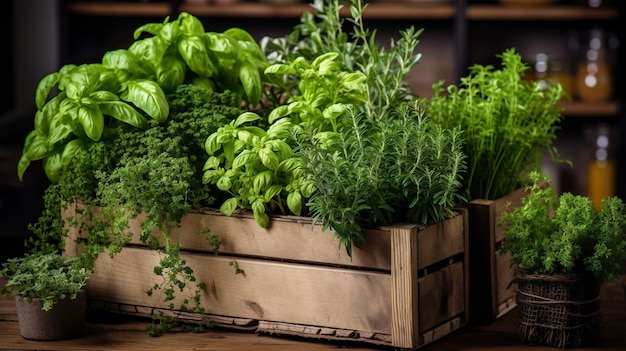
[202, 156, 221, 171]
[268, 106, 290, 124]
[128, 36, 168, 69]
[223, 27, 257, 44]
[287, 191, 302, 216]
[239, 63, 261, 105]
[178, 35, 215, 78]
[133, 21, 165, 40]
[42, 152, 63, 183]
[220, 197, 239, 216]
[252, 170, 273, 192]
[259, 148, 279, 171]
[178, 12, 205, 36]
[77, 104, 104, 141]
[157, 21, 179, 43]
[102, 49, 146, 77]
[156, 55, 186, 92]
[253, 211, 270, 228]
[21, 131, 49, 162]
[234, 112, 261, 127]
[35, 72, 60, 110]
[17, 153, 32, 182]
[232, 150, 257, 170]
[263, 185, 283, 202]
[99, 100, 149, 129]
[121, 79, 169, 121]
[60, 138, 84, 171]
[204, 132, 221, 155]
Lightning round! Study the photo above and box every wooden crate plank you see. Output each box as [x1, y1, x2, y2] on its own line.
[418, 262, 465, 332]
[468, 188, 526, 324]
[468, 199, 498, 324]
[86, 247, 393, 334]
[390, 224, 419, 349]
[66, 203, 393, 270]
[417, 214, 465, 269]
[495, 248, 516, 309]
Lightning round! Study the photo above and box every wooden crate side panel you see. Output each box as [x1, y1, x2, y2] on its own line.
[417, 214, 465, 269]
[493, 189, 525, 317]
[86, 247, 393, 334]
[66, 204, 393, 271]
[171, 211, 393, 270]
[418, 261, 465, 332]
[468, 199, 498, 323]
[495, 248, 516, 317]
[493, 187, 527, 243]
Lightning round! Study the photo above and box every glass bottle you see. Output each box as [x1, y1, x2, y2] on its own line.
[575, 27, 616, 102]
[587, 123, 615, 209]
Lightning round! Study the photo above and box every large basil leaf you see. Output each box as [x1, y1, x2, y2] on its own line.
[121, 79, 169, 121]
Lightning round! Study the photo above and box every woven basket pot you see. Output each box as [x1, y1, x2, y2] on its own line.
[515, 272, 601, 349]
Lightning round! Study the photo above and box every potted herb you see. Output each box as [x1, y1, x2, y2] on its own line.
[0, 251, 92, 340]
[426, 48, 569, 323]
[498, 170, 626, 348]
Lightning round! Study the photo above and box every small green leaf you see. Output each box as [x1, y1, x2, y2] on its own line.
[287, 191, 302, 216]
[220, 197, 238, 216]
[35, 72, 60, 110]
[239, 63, 261, 105]
[178, 12, 205, 36]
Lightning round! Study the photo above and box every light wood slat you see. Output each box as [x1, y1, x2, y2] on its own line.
[86, 247, 393, 334]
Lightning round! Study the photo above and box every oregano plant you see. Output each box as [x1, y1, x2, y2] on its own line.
[498, 171, 626, 284]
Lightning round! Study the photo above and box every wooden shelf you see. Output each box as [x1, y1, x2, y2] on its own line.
[68, 2, 618, 21]
[561, 101, 620, 118]
[69, 1, 457, 19]
[466, 5, 618, 21]
[68, 2, 172, 17]
[180, 2, 456, 19]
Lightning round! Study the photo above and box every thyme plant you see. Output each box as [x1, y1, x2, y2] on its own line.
[428, 48, 566, 200]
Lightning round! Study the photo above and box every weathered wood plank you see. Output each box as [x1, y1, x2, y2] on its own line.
[86, 247, 393, 334]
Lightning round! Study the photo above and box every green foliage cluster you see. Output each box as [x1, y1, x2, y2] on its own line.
[498, 171, 626, 284]
[0, 252, 91, 311]
[203, 0, 466, 254]
[18, 12, 268, 184]
[27, 85, 239, 332]
[428, 48, 566, 201]
[14, 1, 469, 332]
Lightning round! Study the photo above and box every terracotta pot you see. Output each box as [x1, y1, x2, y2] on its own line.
[15, 289, 87, 340]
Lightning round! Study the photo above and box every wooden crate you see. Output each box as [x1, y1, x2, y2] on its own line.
[64, 204, 469, 350]
[468, 188, 526, 325]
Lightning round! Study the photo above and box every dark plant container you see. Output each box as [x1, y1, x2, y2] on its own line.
[516, 272, 601, 349]
[15, 288, 87, 340]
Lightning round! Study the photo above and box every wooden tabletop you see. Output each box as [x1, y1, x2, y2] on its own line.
[1, 291, 625, 351]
